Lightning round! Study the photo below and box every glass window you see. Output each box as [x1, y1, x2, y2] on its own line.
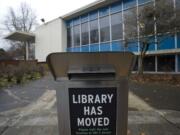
[143, 56, 155, 71]
[157, 35, 175, 50]
[177, 33, 180, 48]
[138, 3, 154, 37]
[90, 19, 99, 44]
[111, 2, 122, 13]
[124, 7, 138, 39]
[100, 43, 111, 52]
[138, 0, 153, 5]
[90, 44, 99, 52]
[67, 27, 73, 48]
[89, 11, 98, 21]
[123, 0, 136, 9]
[156, 0, 175, 34]
[81, 14, 89, 23]
[100, 16, 110, 42]
[178, 55, 180, 72]
[73, 17, 80, 26]
[73, 25, 80, 46]
[99, 7, 109, 17]
[111, 12, 123, 40]
[81, 22, 89, 45]
[112, 41, 124, 51]
[157, 55, 175, 72]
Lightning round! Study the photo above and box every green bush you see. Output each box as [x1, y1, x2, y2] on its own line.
[0, 62, 47, 88]
[0, 63, 6, 78]
[38, 65, 46, 77]
[14, 63, 26, 84]
[0, 77, 8, 88]
[6, 65, 16, 82]
[31, 72, 41, 80]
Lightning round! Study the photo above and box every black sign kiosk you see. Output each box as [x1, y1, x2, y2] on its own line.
[47, 52, 135, 135]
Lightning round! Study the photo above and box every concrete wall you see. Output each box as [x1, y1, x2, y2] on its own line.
[35, 18, 67, 62]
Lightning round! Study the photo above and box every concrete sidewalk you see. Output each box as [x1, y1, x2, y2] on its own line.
[0, 110, 180, 135]
[0, 75, 180, 135]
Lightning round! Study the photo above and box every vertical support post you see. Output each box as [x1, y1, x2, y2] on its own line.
[79, 17, 82, 52]
[109, 6, 112, 51]
[137, 0, 140, 53]
[98, 10, 101, 52]
[25, 41, 29, 61]
[122, 1, 125, 52]
[175, 54, 178, 73]
[88, 13, 91, 52]
[178, 55, 179, 73]
[155, 55, 158, 73]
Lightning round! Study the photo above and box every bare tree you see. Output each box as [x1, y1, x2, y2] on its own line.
[4, 2, 37, 32]
[3, 2, 38, 60]
[124, 0, 180, 74]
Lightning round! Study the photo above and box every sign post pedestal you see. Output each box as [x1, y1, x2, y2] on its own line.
[47, 52, 135, 135]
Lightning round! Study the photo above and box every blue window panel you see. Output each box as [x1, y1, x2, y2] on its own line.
[66, 21, 70, 27]
[100, 43, 111, 52]
[138, 0, 152, 5]
[81, 46, 89, 52]
[112, 41, 124, 51]
[139, 42, 155, 51]
[178, 55, 180, 72]
[99, 7, 109, 17]
[67, 48, 73, 52]
[81, 14, 89, 23]
[147, 43, 155, 51]
[73, 17, 80, 26]
[90, 44, 99, 52]
[66, 48, 70, 52]
[146, 36, 156, 51]
[110, 2, 122, 13]
[123, 0, 137, 9]
[157, 35, 175, 50]
[127, 42, 138, 52]
[177, 34, 180, 48]
[72, 47, 81, 52]
[66, 20, 73, 27]
[89, 11, 98, 21]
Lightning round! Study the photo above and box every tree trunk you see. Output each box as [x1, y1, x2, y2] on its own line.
[138, 55, 144, 75]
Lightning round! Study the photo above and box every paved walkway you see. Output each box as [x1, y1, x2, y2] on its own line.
[0, 75, 180, 135]
[0, 110, 180, 135]
[0, 75, 56, 112]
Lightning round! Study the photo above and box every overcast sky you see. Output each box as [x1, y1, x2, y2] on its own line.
[0, 0, 96, 49]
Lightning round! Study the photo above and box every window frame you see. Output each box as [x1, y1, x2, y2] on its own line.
[81, 22, 89, 45]
[73, 24, 81, 47]
[90, 19, 99, 44]
[99, 15, 111, 43]
[111, 12, 123, 41]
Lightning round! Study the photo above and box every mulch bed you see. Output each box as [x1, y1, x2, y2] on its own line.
[130, 74, 180, 86]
